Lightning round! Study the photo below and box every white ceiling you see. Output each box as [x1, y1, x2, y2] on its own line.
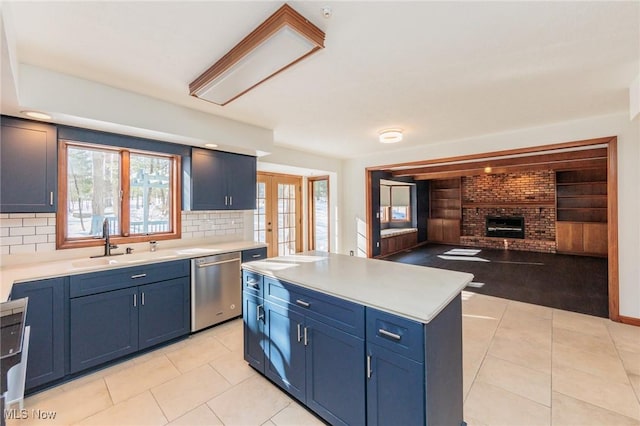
[2, 1, 639, 159]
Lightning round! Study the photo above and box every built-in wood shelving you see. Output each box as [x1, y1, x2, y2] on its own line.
[428, 178, 461, 243]
[429, 178, 461, 219]
[556, 168, 607, 223]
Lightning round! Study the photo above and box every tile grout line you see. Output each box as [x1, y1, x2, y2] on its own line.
[605, 321, 640, 406]
[463, 298, 509, 405]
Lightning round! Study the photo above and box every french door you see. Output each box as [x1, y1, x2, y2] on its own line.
[255, 173, 302, 258]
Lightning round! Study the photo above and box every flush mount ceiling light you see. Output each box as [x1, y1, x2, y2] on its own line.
[204, 143, 219, 148]
[21, 110, 52, 120]
[378, 129, 403, 144]
[189, 4, 325, 106]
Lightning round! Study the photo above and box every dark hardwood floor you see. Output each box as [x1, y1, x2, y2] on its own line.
[383, 243, 609, 318]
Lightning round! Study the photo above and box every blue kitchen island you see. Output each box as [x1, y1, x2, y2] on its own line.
[242, 252, 473, 426]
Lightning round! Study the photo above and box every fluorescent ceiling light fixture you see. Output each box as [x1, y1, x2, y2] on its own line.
[189, 4, 325, 106]
[379, 129, 403, 144]
[21, 110, 51, 120]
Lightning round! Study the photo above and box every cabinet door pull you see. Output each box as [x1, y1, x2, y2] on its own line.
[246, 279, 259, 289]
[131, 273, 147, 279]
[257, 304, 264, 323]
[229, 196, 233, 205]
[366, 355, 372, 379]
[141, 292, 145, 306]
[225, 195, 228, 205]
[297, 323, 302, 342]
[133, 294, 137, 307]
[49, 192, 54, 206]
[296, 299, 310, 308]
[303, 326, 308, 346]
[378, 328, 402, 341]
[251, 254, 262, 258]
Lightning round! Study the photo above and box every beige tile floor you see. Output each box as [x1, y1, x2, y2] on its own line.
[6, 291, 640, 426]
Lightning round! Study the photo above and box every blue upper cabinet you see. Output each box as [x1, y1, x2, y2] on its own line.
[189, 148, 256, 210]
[1, 116, 57, 213]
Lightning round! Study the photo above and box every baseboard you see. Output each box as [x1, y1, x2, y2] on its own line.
[618, 315, 640, 327]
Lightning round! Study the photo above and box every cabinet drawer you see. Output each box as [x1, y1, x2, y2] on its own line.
[366, 308, 424, 362]
[242, 270, 264, 296]
[70, 260, 190, 297]
[265, 277, 364, 338]
[242, 247, 267, 262]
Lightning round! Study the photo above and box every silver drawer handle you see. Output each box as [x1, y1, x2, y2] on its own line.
[246, 279, 259, 289]
[257, 304, 264, 323]
[296, 299, 310, 308]
[252, 254, 262, 258]
[131, 273, 147, 279]
[378, 328, 401, 341]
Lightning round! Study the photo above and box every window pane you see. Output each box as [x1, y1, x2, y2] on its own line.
[312, 179, 329, 251]
[391, 206, 408, 220]
[380, 206, 388, 223]
[254, 182, 267, 243]
[130, 153, 171, 234]
[67, 146, 120, 238]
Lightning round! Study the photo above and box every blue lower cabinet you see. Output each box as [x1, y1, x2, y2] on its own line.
[243, 291, 266, 372]
[70, 287, 139, 373]
[70, 276, 191, 374]
[262, 299, 365, 425]
[265, 301, 306, 402]
[138, 277, 190, 350]
[306, 317, 365, 426]
[10, 277, 66, 391]
[366, 343, 425, 426]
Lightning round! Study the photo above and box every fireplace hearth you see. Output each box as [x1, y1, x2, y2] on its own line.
[486, 216, 525, 239]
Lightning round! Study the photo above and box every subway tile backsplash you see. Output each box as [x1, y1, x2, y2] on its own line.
[0, 211, 245, 255]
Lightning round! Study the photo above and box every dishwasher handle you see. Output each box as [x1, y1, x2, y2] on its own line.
[196, 258, 240, 268]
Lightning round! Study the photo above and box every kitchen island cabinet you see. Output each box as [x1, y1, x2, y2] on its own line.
[242, 252, 472, 426]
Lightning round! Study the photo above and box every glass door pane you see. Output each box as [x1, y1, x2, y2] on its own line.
[277, 182, 298, 256]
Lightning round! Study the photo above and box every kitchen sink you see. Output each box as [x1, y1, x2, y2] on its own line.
[71, 258, 121, 268]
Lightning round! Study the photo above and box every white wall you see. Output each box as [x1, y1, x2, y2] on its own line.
[339, 112, 640, 318]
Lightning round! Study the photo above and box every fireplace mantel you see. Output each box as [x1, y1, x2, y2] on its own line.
[463, 201, 554, 208]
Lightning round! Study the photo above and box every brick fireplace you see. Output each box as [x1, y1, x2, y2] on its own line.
[459, 171, 557, 253]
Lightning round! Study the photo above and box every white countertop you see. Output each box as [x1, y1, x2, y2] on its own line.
[242, 252, 473, 323]
[1, 240, 266, 301]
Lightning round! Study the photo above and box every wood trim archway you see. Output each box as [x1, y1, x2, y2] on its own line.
[365, 136, 628, 323]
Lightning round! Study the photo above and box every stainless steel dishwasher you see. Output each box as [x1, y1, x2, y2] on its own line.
[191, 252, 241, 332]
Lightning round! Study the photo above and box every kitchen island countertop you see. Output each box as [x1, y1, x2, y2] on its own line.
[242, 251, 473, 323]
